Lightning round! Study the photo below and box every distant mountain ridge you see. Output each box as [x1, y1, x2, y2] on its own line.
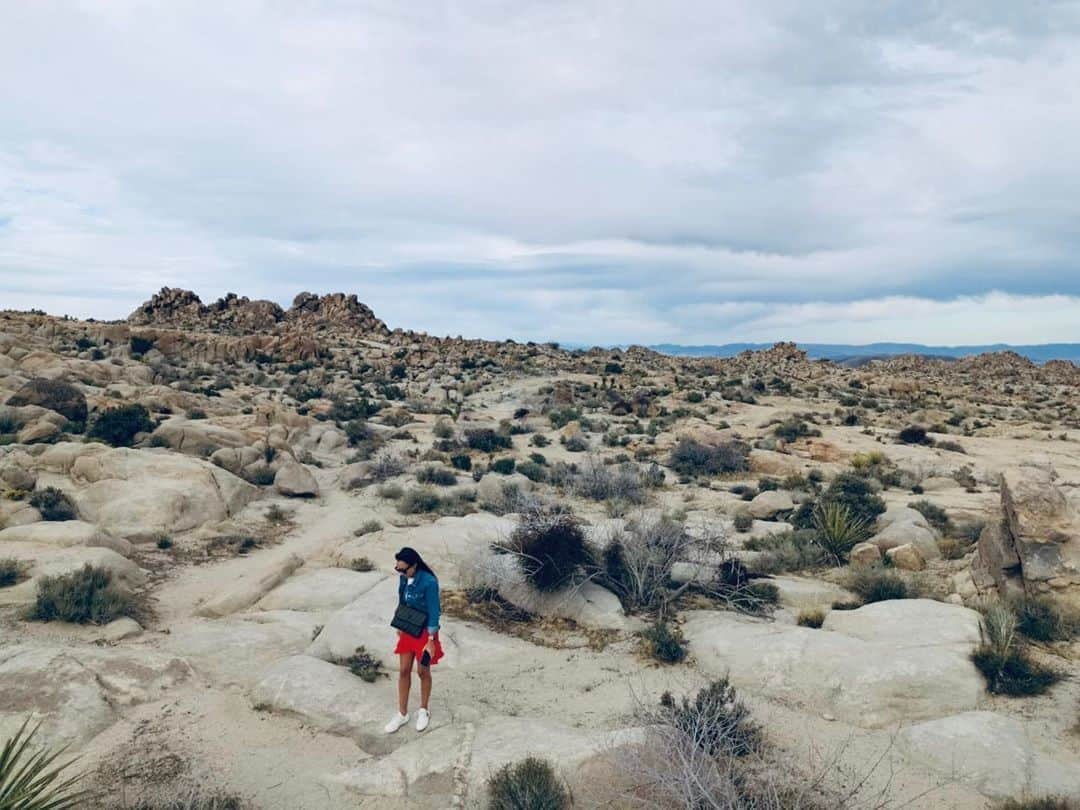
[639, 342, 1080, 364]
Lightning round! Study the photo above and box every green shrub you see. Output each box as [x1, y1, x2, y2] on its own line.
[516, 461, 547, 483]
[7, 378, 87, 423]
[742, 529, 827, 574]
[416, 466, 458, 486]
[486, 756, 570, 810]
[0, 718, 88, 808]
[0, 414, 21, 435]
[129, 335, 154, 355]
[0, 558, 24, 588]
[659, 676, 761, 758]
[188, 408, 207, 420]
[564, 434, 588, 452]
[994, 799, 1080, 810]
[529, 434, 550, 448]
[506, 509, 590, 593]
[450, 454, 472, 471]
[845, 566, 909, 603]
[641, 620, 687, 664]
[821, 472, 886, 525]
[733, 511, 753, 533]
[29, 486, 78, 521]
[972, 644, 1061, 697]
[491, 458, 516, 475]
[353, 520, 382, 537]
[432, 420, 455, 440]
[339, 646, 388, 682]
[547, 407, 581, 429]
[909, 500, 950, 532]
[399, 488, 443, 514]
[349, 557, 376, 571]
[1012, 595, 1080, 643]
[88, 403, 154, 447]
[813, 502, 870, 565]
[797, 609, 825, 628]
[669, 438, 749, 477]
[465, 428, 511, 452]
[246, 467, 277, 486]
[29, 564, 135, 624]
[773, 419, 820, 442]
[898, 424, 932, 445]
[155, 535, 173, 550]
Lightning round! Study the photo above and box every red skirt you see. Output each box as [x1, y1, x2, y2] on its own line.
[393, 628, 444, 666]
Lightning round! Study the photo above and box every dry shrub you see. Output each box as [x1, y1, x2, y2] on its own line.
[503, 508, 591, 593]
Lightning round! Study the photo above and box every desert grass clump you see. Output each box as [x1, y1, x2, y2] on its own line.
[504, 508, 590, 593]
[0, 558, 25, 588]
[569, 459, 647, 505]
[348, 557, 376, 572]
[742, 529, 828, 574]
[29, 486, 77, 521]
[416, 465, 458, 486]
[972, 601, 1062, 697]
[486, 756, 571, 810]
[339, 646, 388, 682]
[641, 619, 688, 664]
[669, 438, 749, 477]
[844, 565, 910, 604]
[29, 564, 136, 624]
[398, 488, 443, 515]
[994, 799, 1080, 810]
[464, 427, 511, 453]
[515, 460, 547, 483]
[265, 504, 289, 524]
[909, 499, 950, 532]
[88, 403, 154, 447]
[812, 502, 870, 565]
[797, 609, 825, 628]
[1011, 595, 1080, 643]
[732, 511, 753, 533]
[660, 676, 762, 759]
[369, 451, 407, 482]
[128, 789, 248, 809]
[0, 717, 88, 809]
[353, 520, 382, 537]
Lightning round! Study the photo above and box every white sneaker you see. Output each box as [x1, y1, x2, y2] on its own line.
[384, 712, 409, 734]
[415, 708, 430, 732]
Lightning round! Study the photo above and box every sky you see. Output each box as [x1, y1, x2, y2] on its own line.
[2, 1, 1080, 346]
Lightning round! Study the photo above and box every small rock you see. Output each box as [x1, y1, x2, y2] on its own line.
[274, 461, 319, 498]
[849, 542, 881, 566]
[945, 594, 964, 605]
[886, 543, 926, 571]
[100, 617, 143, 642]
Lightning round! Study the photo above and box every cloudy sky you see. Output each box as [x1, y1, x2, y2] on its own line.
[2, 1, 1079, 346]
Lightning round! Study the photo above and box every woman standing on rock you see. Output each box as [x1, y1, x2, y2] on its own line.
[384, 546, 444, 734]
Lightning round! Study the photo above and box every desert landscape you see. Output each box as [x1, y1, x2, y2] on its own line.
[1, 287, 1078, 809]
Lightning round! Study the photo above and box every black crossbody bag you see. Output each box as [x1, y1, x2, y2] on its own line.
[391, 600, 428, 639]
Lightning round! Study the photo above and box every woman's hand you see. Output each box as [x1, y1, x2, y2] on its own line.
[424, 638, 436, 658]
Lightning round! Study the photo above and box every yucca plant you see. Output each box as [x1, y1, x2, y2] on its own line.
[813, 502, 870, 565]
[0, 717, 87, 809]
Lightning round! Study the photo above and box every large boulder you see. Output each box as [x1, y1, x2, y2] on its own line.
[978, 464, 1080, 608]
[274, 461, 319, 498]
[822, 599, 981, 647]
[0, 520, 133, 556]
[0, 644, 192, 748]
[196, 552, 305, 618]
[747, 490, 794, 520]
[71, 448, 258, 539]
[249, 655, 389, 750]
[867, 520, 940, 560]
[0, 545, 147, 607]
[163, 612, 321, 688]
[683, 606, 982, 728]
[6, 378, 87, 423]
[257, 568, 386, 612]
[898, 712, 1080, 800]
[152, 419, 250, 457]
[769, 576, 855, 611]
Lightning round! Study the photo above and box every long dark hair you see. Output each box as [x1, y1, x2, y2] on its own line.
[395, 546, 435, 578]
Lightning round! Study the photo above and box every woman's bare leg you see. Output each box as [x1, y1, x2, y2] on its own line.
[398, 652, 415, 715]
[418, 661, 432, 710]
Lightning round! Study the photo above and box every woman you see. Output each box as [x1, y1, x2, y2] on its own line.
[384, 546, 444, 734]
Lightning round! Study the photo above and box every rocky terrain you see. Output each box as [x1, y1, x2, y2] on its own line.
[2, 287, 1079, 809]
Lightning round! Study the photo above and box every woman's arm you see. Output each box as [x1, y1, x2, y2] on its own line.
[425, 575, 440, 634]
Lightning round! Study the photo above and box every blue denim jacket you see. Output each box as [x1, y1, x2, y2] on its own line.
[398, 569, 440, 634]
